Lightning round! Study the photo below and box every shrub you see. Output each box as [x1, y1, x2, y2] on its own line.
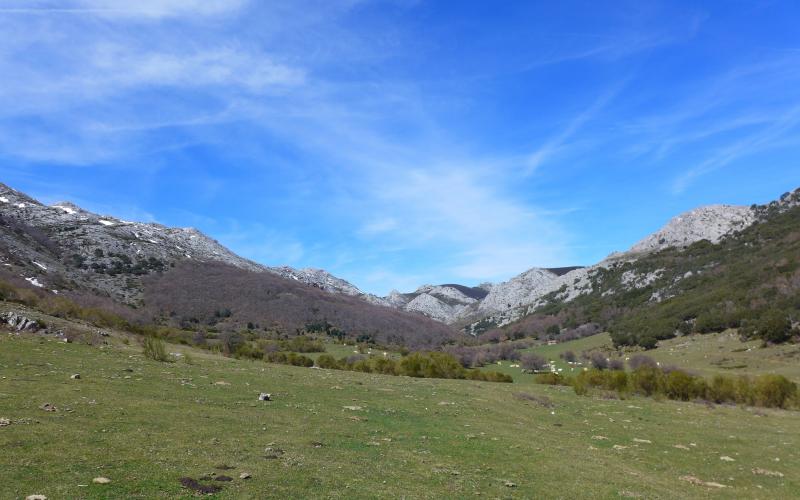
[398, 352, 466, 379]
[588, 352, 609, 370]
[315, 354, 339, 369]
[369, 357, 398, 375]
[266, 351, 287, 364]
[753, 374, 797, 409]
[520, 353, 549, 372]
[344, 354, 366, 366]
[630, 366, 665, 396]
[351, 359, 373, 373]
[286, 352, 314, 367]
[142, 336, 171, 362]
[573, 377, 589, 395]
[284, 336, 325, 353]
[219, 332, 243, 357]
[735, 376, 755, 406]
[608, 358, 624, 371]
[234, 342, 264, 360]
[628, 354, 657, 370]
[607, 370, 630, 393]
[741, 310, 794, 344]
[469, 370, 513, 383]
[665, 370, 705, 401]
[535, 372, 567, 386]
[708, 375, 737, 403]
[560, 350, 576, 362]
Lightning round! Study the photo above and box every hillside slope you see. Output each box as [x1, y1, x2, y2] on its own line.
[462, 198, 774, 335]
[2, 333, 798, 498]
[0, 183, 456, 346]
[491, 188, 800, 348]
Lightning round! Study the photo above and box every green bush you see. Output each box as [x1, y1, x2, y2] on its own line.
[735, 376, 755, 406]
[142, 336, 171, 362]
[283, 336, 326, 353]
[286, 352, 314, 367]
[574, 369, 630, 394]
[708, 375, 737, 403]
[315, 354, 339, 369]
[741, 310, 794, 344]
[630, 366, 665, 396]
[264, 351, 313, 367]
[399, 352, 466, 379]
[234, 342, 264, 360]
[573, 377, 589, 396]
[665, 370, 706, 401]
[753, 374, 797, 409]
[369, 357, 398, 375]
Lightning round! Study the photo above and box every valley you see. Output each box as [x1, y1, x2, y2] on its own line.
[2, 332, 798, 499]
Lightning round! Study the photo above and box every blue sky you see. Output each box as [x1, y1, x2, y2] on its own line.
[0, 0, 798, 295]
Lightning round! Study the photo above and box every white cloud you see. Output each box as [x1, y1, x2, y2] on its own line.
[524, 82, 626, 175]
[350, 164, 571, 283]
[89, 45, 305, 91]
[672, 105, 800, 194]
[0, 0, 248, 19]
[0, 0, 307, 163]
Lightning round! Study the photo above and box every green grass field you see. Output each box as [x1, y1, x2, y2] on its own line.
[517, 331, 800, 382]
[2, 333, 799, 499]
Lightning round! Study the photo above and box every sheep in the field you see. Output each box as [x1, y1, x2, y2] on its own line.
[258, 393, 271, 401]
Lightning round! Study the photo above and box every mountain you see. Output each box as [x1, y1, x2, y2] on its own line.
[483, 187, 800, 347]
[3, 180, 795, 345]
[0, 183, 456, 347]
[383, 283, 491, 323]
[628, 204, 755, 253]
[381, 201, 763, 329]
[455, 200, 775, 334]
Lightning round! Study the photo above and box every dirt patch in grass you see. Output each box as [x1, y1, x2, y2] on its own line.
[513, 392, 554, 408]
[179, 477, 222, 494]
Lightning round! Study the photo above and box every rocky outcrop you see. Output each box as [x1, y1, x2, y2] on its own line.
[383, 283, 490, 323]
[268, 266, 364, 296]
[630, 205, 755, 254]
[1, 312, 40, 332]
[0, 183, 371, 304]
[460, 203, 763, 333]
[478, 268, 560, 315]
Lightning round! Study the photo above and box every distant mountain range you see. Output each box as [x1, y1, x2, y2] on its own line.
[381, 200, 761, 331]
[0, 181, 795, 344]
[0, 183, 454, 347]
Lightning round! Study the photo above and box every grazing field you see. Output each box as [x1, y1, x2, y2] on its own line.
[1, 335, 799, 499]
[644, 331, 800, 381]
[516, 331, 800, 383]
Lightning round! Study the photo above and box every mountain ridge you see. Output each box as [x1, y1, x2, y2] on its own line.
[0, 182, 457, 347]
[1, 181, 793, 335]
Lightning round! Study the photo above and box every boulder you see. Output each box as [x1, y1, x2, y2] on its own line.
[2, 312, 40, 332]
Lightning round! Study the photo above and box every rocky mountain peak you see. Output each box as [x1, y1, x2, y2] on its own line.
[0, 184, 370, 304]
[629, 204, 755, 254]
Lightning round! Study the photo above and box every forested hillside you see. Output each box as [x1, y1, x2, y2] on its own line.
[491, 189, 800, 348]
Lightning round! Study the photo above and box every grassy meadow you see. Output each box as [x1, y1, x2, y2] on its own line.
[1, 330, 799, 499]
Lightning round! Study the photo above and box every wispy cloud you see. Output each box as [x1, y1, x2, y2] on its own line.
[0, 0, 248, 18]
[0, 0, 308, 164]
[3, 0, 795, 295]
[524, 82, 626, 175]
[344, 164, 571, 284]
[672, 104, 800, 193]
